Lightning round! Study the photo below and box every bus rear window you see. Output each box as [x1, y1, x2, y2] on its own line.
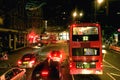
[73, 26, 98, 35]
[72, 27, 99, 41]
[72, 48, 100, 56]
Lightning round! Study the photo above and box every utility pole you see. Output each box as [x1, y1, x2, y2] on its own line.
[106, 0, 109, 16]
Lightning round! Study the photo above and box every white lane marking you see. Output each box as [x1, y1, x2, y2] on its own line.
[107, 73, 116, 80]
[72, 74, 75, 80]
[110, 73, 120, 77]
[103, 60, 120, 72]
[103, 65, 114, 68]
[103, 53, 106, 59]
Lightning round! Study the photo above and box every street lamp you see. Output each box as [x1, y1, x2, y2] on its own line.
[72, 11, 84, 21]
[73, 11, 77, 18]
[94, 0, 104, 22]
[97, 0, 104, 4]
[79, 12, 83, 17]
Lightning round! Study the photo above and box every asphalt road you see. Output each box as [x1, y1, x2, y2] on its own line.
[3, 42, 120, 80]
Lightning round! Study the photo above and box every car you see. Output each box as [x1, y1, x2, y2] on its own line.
[17, 53, 39, 68]
[0, 67, 26, 80]
[48, 50, 63, 62]
[31, 58, 63, 80]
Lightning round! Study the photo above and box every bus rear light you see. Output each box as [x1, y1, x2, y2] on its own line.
[70, 57, 72, 61]
[70, 63, 73, 68]
[72, 24, 76, 27]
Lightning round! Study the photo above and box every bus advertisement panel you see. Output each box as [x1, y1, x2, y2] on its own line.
[69, 23, 103, 74]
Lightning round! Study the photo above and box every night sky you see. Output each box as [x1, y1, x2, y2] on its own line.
[42, 0, 120, 24]
[0, 0, 120, 26]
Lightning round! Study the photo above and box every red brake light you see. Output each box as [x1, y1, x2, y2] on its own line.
[60, 54, 62, 58]
[41, 70, 49, 77]
[18, 60, 22, 65]
[54, 54, 57, 57]
[49, 55, 51, 58]
[70, 63, 73, 68]
[72, 24, 76, 27]
[30, 60, 35, 64]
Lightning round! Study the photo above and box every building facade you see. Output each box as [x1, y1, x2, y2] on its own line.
[0, 0, 28, 51]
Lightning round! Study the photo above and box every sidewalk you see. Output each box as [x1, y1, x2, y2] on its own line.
[7, 47, 35, 66]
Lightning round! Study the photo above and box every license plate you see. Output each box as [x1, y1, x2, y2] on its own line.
[23, 62, 28, 64]
[76, 62, 96, 68]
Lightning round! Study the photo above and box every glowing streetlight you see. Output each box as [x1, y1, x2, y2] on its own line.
[72, 11, 83, 17]
[79, 12, 83, 17]
[73, 11, 77, 18]
[72, 11, 84, 21]
[97, 0, 104, 4]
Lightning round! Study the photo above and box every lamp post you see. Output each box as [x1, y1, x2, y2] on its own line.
[73, 11, 77, 20]
[94, 0, 104, 22]
[105, 0, 109, 16]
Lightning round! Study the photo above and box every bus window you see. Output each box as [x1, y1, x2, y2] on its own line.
[84, 48, 99, 56]
[72, 48, 99, 56]
[73, 27, 98, 35]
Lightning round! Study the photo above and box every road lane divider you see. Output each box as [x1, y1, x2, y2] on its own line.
[103, 60, 120, 72]
[110, 73, 120, 77]
[71, 74, 75, 80]
[107, 73, 116, 80]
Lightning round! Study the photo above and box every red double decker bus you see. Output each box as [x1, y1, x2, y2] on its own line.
[69, 22, 103, 74]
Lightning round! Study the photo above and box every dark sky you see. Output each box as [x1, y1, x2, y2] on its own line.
[42, 0, 95, 25]
[44, 0, 93, 17]
[42, 0, 120, 26]
[1, 0, 120, 26]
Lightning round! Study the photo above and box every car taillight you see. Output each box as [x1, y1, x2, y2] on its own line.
[54, 53, 57, 57]
[41, 70, 49, 77]
[49, 55, 51, 58]
[18, 60, 22, 65]
[30, 60, 35, 64]
[60, 54, 62, 58]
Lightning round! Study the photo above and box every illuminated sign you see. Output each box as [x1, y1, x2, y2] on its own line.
[118, 28, 120, 32]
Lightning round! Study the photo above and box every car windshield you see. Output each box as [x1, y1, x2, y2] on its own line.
[22, 54, 34, 60]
